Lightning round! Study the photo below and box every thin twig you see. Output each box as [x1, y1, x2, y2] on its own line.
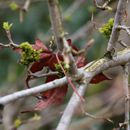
[22, 0, 31, 12]
[63, 0, 86, 19]
[117, 25, 130, 36]
[122, 64, 130, 130]
[84, 112, 113, 123]
[0, 26, 19, 49]
[28, 71, 59, 80]
[94, 0, 113, 10]
[19, 0, 31, 22]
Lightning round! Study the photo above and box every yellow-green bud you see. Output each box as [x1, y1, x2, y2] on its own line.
[20, 42, 41, 66]
[9, 2, 18, 11]
[14, 119, 22, 128]
[99, 18, 114, 39]
[3, 22, 13, 31]
[54, 62, 69, 77]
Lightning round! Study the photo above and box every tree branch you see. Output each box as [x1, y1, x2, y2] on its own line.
[47, 0, 64, 51]
[122, 64, 130, 130]
[107, 0, 127, 52]
[0, 77, 67, 105]
[47, 0, 78, 76]
[55, 83, 88, 130]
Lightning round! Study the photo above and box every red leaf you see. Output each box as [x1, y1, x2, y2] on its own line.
[90, 73, 111, 84]
[30, 53, 63, 73]
[34, 75, 68, 110]
[30, 53, 52, 73]
[32, 39, 49, 52]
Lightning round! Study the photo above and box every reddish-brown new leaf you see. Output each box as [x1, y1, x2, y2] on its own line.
[34, 75, 68, 110]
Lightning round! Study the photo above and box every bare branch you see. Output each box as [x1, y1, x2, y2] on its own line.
[47, 0, 64, 51]
[0, 28, 19, 49]
[47, 0, 78, 76]
[28, 71, 59, 80]
[84, 112, 113, 123]
[56, 82, 89, 130]
[107, 0, 127, 52]
[0, 77, 67, 105]
[122, 64, 130, 130]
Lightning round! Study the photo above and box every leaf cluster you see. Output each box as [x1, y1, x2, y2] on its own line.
[20, 42, 42, 66]
[99, 18, 114, 39]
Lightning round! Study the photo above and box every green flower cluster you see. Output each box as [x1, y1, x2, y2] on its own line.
[20, 42, 41, 66]
[9, 2, 18, 11]
[3, 22, 13, 31]
[55, 62, 69, 77]
[99, 18, 114, 39]
[14, 119, 22, 128]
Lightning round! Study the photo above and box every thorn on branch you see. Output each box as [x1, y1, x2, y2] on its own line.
[84, 112, 114, 124]
[118, 40, 128, 48]
[22, 0, 31, 12]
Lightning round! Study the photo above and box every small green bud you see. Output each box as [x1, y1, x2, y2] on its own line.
[64, 63, 70, 70]
[14, 119, 22, 128]
[3, 22, 13, 31]
[54, 62, 69, 77]
[99, 18, 114, 39]
[9, 2, 18, 11]
[20, 42, 32, 50]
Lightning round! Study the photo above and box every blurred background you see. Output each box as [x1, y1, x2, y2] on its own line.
[0, 0, 130, 130]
